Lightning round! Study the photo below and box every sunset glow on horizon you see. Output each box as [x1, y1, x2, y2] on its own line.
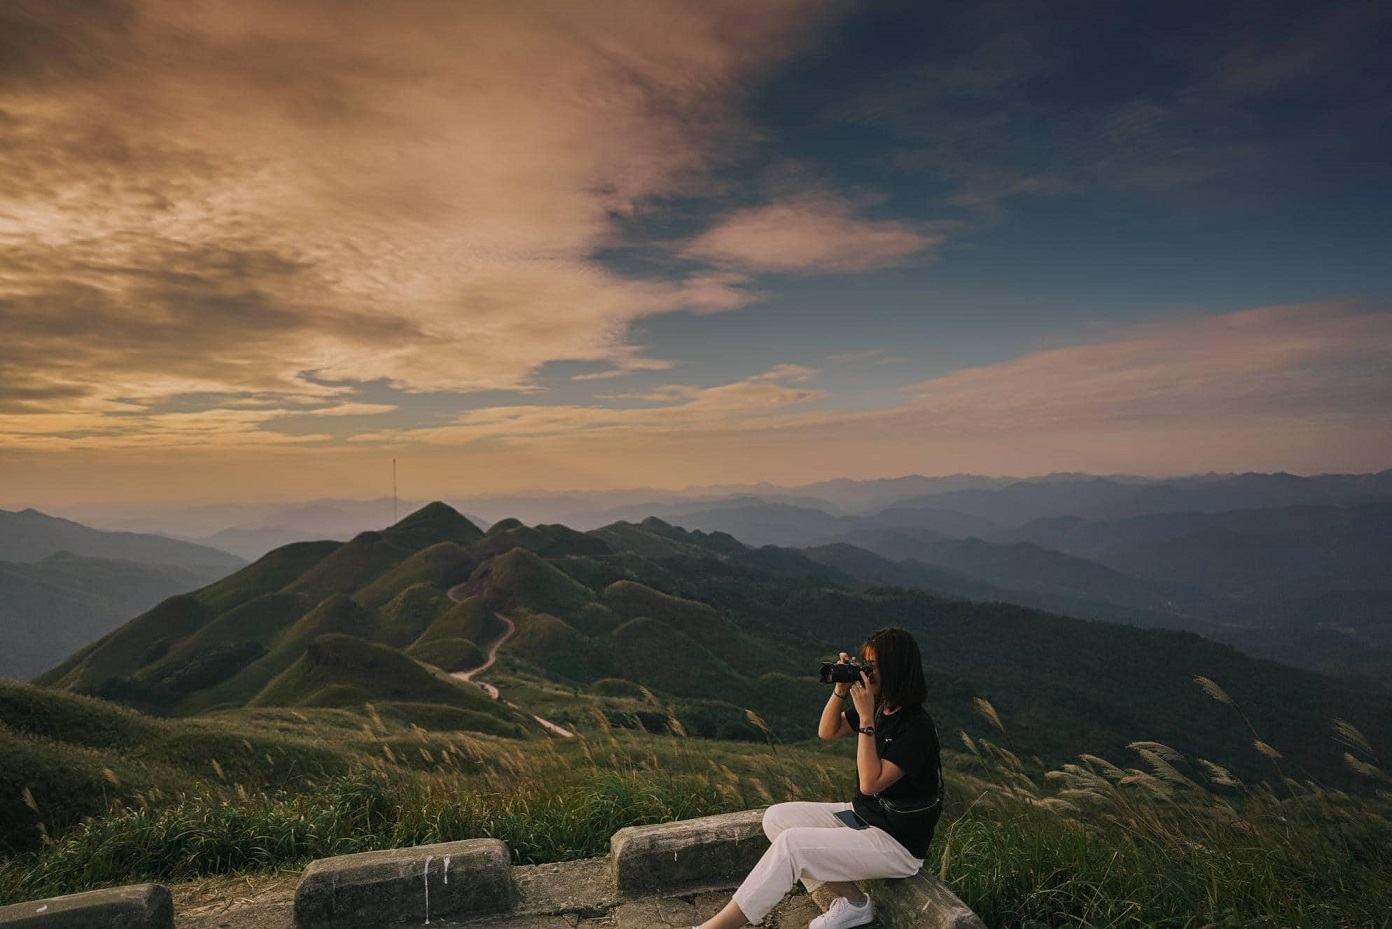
[2, 1, 1390, 506]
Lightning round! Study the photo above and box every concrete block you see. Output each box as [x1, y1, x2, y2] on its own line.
[293, 838, 513, 929]
[811, 872, 986, 929]
[610, 809, 768, 896]
[0, 883, 172, 929]
[511, 857, 616, 918]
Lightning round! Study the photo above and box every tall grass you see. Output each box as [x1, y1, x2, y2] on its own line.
[0, 717, 852, 905]
[3, 679, 1389, 928]
[935, 688, 1392, 928]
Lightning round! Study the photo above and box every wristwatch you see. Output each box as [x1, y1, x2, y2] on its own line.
[857, 726, 876, 735]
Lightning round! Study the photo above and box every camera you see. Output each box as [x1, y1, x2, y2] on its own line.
[819, 659, 869, 684]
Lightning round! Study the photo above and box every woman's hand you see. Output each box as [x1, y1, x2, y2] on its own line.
[819, 652, 855, 740]
[850, 669, 875, 720]
[833, 651, 853, 698]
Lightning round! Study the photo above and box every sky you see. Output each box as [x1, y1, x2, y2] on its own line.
[2, 0, 1390, 505]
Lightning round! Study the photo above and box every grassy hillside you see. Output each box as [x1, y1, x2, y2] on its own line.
[405, 637, 484, 673]
[27, 503, 1392, 796]
[467, 547, 594, 615]
[5, 501, 1392, 926]
[2, 689, 1387, 928]
[249, 633, 521, 738]
[192, 541, 340, 616]
[352, 542, 475, 610]
[375, 583, 454, 648]
[38, 595, 213, 695]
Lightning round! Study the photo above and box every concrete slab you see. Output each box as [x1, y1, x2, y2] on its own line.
[169, 809, 984, 928]
[511, 859, 615, 919]
[0, 883, 173, 929]
[610, 810, 768, 896]
[294, 839, 513, 929]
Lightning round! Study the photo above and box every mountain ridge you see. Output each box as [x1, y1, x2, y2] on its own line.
[25, 501, 1388, 803]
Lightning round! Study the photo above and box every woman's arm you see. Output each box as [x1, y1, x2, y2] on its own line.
[856, 737, 906, 795]
[849, 671, 907, 794]
[818, 687, 853, 739]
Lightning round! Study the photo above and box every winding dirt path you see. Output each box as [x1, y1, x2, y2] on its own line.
[444, 583, 574, 738]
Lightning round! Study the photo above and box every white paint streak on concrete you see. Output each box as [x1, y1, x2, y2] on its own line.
[423, 855, 434, 925]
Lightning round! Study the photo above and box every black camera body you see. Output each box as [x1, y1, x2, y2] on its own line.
[819, 660, 869, 684]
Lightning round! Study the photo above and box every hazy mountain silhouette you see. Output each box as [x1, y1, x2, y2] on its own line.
[0, 510, 246, 681]
[0, 554, 232, 681]
[0, 508, 244, 572]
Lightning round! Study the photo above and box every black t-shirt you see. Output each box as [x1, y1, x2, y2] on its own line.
[844, 702, 942, 858]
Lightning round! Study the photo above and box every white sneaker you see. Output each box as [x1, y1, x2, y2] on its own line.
[809, 894, 874, 929]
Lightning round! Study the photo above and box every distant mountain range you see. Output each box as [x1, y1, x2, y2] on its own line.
[30, 502, 1392, 800]
[0, 508, 245, 571]
[529, 473, 1390, 682]
[0, 509, 244, 680]
[24, 470, 1392, 681]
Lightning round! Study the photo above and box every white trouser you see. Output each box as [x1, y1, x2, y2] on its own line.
[731, 801, 924, 924]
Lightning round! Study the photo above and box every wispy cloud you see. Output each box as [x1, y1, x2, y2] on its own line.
[0, 0, 841, 432]
[683, 193, 942, 273]
[896, 302, 1392, 429]
[348, 365, 827, 445]
[5, 303, 1386, 500]
[351, 302, 1392, 476]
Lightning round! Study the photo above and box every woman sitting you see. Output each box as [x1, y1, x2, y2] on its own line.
[695, 626, 943, 929]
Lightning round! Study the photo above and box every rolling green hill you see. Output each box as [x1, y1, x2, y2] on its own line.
[21, 502, 1392, 801]
[249, 633, 520, 737]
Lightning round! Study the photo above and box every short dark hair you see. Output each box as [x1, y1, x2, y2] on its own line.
[861, 626, 927, 710]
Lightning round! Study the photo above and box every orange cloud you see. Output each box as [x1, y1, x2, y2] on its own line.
[336, 302, 1392, 482]
[0, 0, 841, 424]
[348, 366, 828, 446]
[683, 194, 943, 272]
[897, 302, 1392, 430]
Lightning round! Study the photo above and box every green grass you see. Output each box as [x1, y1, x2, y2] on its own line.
[381, 502, 485, 549]
[405, 637, 484, 673]
[471, 523, 611, 561]
[190, 542, 340, 616]
[475, 547, 594, 616]
[609, 617, 744, 700]
[283, 533, 414, 603]
[411, 594, 494, 647]
[352, 543, 475, 612]
[248, 635, 516, 727]
[936, 735, 1392, 928]
[1, 680, 1389, 927]
[0, 723, 851, 903]
[374, 584, 454, 648]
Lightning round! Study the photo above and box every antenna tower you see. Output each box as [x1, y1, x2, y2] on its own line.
[393, 458, 398, 524]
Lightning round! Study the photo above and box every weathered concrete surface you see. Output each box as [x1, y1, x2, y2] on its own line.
[511, 858, 615, 919]
[864, 873, 987, 929]
[610, 809, 768, 896]
[176, 864, 834, 928]
[811, 873, 984, 929]
[0, 883, 173, 929]
[173, 808, 982, 927]
[294, 839, 512, 929]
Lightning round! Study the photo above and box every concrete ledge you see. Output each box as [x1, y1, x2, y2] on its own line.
[294, 838, 513, 929]
[0, 883, 172, 929]
[812, 872, 986, 929]
[610, 808, 769, 896]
